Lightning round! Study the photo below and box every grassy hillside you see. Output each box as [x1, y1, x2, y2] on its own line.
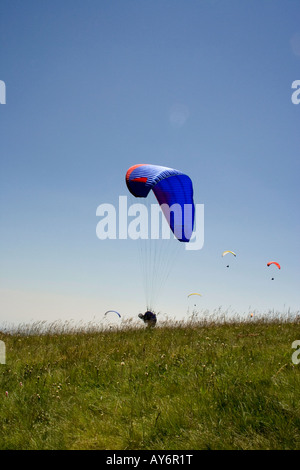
[0, 317, 299, 450]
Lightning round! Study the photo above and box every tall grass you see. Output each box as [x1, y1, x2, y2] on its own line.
[0, 313, 299, 449]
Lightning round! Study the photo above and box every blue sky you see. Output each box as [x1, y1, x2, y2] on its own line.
[1, 0, 299, 326]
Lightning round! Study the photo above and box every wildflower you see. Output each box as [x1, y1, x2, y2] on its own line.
[5, 391, 8, 397]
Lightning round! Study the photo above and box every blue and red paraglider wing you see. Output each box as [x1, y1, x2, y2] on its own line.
[126, 164, 195, 242]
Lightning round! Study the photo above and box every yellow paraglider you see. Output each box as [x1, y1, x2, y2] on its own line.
[222, 250, 236, 268]
[222, 251, 236, 257]
[187, 293, 202, 309]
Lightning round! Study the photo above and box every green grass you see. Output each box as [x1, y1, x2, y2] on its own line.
[0, 317, 299, 450]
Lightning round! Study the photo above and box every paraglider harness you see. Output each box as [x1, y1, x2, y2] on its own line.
[138, 311, 157, 327]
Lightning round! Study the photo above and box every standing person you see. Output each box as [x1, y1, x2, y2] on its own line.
[138, 311, 157, 327]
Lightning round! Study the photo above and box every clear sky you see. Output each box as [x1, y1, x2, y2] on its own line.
[1, 0, 299, 327]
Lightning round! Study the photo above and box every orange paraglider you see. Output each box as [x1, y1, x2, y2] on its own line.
[267, 261, 281, 280]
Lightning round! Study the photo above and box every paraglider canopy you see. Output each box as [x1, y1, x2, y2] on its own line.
[222, 251, 236, 257]
[126, 163, 195, 242]
[104, 310, 121, 318]
[267, 261, 281, 269]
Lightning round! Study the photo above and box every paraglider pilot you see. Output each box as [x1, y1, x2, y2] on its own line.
[138, 311, 157, 328]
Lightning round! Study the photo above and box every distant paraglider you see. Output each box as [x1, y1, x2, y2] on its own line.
[222, 250, 236, 268]
[267, 261, 281, 280]
[188, 293, 202, 308]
